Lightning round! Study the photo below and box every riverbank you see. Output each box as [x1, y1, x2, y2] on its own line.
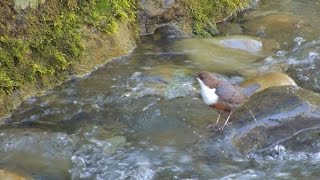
[0, 0, 138, 117]
[0, 0, 255, 118]
[2, 0, 320, 179]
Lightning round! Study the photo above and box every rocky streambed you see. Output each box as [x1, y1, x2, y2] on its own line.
[1, 0, 320, 179]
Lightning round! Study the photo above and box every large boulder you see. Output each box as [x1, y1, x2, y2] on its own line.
[0, 128, 76, 179]
[229, 86, 320, 153]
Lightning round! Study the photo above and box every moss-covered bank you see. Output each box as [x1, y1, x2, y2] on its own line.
[182, 0, 251, 36]
[139, 0, 253, 37]
[0, 0, 255, 117]
[0, 0, 138, 117]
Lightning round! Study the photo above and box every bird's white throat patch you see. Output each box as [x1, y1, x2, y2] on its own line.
[197, 78, 219, 105]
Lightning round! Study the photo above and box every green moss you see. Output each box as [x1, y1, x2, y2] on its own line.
[182, 0, 250, 36]
[0, 0, 138, 98]
[78, 0, 137, 33]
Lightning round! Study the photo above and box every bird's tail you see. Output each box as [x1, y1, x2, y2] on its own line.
[241, 83, 261, 97]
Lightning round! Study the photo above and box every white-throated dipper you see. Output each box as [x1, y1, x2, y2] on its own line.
[195, 71, 260, 129]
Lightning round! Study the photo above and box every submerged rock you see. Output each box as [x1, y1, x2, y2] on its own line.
[118, 96, 217, 132]
[153, 25, 189, 40]
[276, 127, 320, 155]
[286, 60, 320, 93]
[241, 72, 297, 92]
[172, 36, 267, 74]
[0, 128, 76, 179]
[0, 169, 30, 180]
[282, 39, 320, 93]
[241, 12, 310, 45]
[216, 35, 263, 54]
[229, 86, 320, 153]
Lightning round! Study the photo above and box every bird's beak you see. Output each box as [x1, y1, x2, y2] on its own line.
[188, 73, 197, 78]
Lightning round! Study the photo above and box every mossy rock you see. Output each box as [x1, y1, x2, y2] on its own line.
[140, 0, 254, 37]
[181, 0, 252, 36]
[0, 0, 139, 118]
[13, 0, 46, 10]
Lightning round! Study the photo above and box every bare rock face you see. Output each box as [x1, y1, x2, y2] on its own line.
[75, 22, 136, 76]
[13, 0, 46, 10]
[138, 0, 191, 36]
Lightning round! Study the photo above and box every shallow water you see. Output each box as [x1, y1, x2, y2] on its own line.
[1, 0, 320, 179]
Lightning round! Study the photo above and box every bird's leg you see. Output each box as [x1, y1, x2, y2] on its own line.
[249, 110, 257, 122]
[244, 106, 257, 122]
[220, 112, 233, 130]
[207, 110, 223, 129]
[215, 110, 222, 124]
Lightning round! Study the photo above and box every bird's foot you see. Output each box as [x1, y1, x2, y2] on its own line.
[207, 122, 232, 131]
[249, 110, 257, 122]
[217, 122, 232, 131]
[206, 124, 215, 129]
[207, 112, 222, 129]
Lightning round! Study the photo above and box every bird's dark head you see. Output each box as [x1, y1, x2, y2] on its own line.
[197, 71, 220, 88]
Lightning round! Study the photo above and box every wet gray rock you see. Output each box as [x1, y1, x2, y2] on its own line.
[118, 96, 218, 132]
[284, 40, 320, 93]
[217, 35, 263, 54]
[153, 25, 189, 39]
[240, 12, 311, 46]
[172, 36, 264, 74]
[260, 127, 320, 160]
[226, 86, 320, 153]
[0, 128, 76, 179]
[286, 60, 320, 93]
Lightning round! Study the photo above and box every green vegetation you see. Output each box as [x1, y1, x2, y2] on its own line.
[0, 0, 249, 115]
[182, 0, 250, 36]
[78, 0, 137, 33]
[0, 0, 138, 99]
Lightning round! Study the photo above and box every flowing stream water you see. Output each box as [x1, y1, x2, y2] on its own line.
[1, 0, 320, 179]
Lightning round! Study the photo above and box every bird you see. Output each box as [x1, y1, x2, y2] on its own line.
[194, 71, 261, 130]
